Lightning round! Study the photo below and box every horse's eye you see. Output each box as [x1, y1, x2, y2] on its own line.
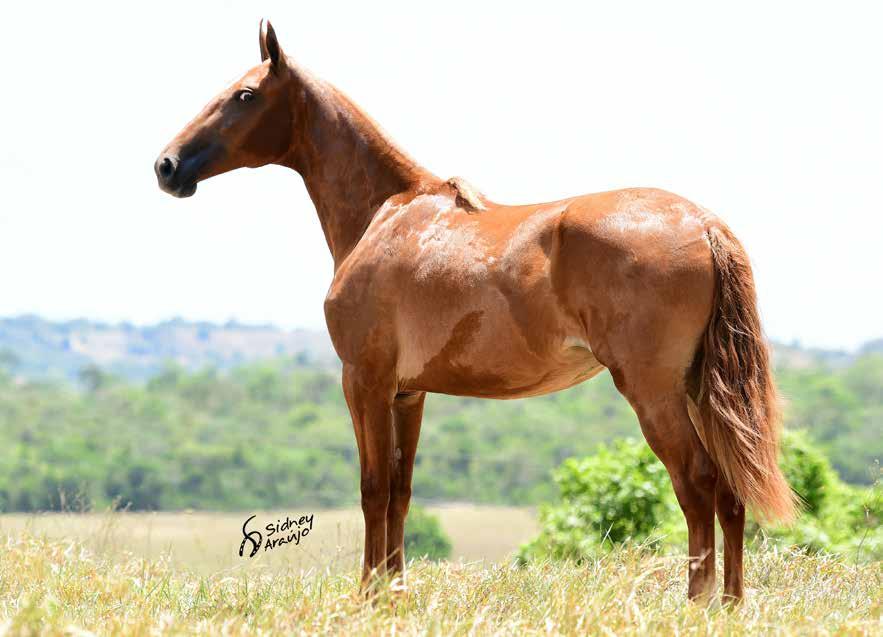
[237, 90, 255, 103]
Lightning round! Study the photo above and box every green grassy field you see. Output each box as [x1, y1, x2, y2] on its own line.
[1, 509, 880, 635]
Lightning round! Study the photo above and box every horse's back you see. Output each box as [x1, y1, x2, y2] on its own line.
[326, 184, 716, 397]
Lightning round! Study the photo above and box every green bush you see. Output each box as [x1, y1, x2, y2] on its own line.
[764, 431, 882, 559]
[405, 506, 452, 561]
[520, 431, 882, 564]
[518, 439, 679, 563]
[778, 429, 835, 515]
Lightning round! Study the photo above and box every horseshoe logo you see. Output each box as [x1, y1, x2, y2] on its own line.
[239, 514, 262, 558]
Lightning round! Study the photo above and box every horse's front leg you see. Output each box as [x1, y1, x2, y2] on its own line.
[386, 391, 426, 577]
[341, 364, 396, 591]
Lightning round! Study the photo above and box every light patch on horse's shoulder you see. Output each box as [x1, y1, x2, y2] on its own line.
[411, 193, 454, 214]
[410, 196, 490, 284]
[445, 177, 487, 213]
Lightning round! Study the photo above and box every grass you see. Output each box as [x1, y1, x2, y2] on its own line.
[0, 506, 537, 575]
[0, 532, 880, 635]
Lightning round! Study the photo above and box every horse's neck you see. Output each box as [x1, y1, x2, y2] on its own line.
[283, 68, 439, 267]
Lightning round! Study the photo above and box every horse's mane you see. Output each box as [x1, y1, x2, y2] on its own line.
[445, 177, 487, 213]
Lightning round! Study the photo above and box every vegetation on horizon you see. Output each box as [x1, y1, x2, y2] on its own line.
[0, 351, 880, 513]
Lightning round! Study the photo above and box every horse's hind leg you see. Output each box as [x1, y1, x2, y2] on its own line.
[715, 480, 745, 602]
[619, 381, 718, 601]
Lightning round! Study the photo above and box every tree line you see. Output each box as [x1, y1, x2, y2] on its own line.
[0, 352, 879, 512]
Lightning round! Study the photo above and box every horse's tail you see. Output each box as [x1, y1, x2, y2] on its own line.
[689, 222, 797, 524]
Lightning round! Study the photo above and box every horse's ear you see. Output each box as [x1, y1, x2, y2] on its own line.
[259, 19, 269, 62]
[259, 19, 284, 70]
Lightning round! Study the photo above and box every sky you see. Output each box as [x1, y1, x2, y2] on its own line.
[0, 2, 881, 350]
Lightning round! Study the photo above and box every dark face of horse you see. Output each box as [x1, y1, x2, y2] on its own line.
[154, 21, 293, 198]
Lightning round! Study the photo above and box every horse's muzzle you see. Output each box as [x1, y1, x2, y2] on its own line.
[154, 154, 197, 198]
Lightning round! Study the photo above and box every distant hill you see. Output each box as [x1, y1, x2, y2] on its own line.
[0, 315, 338, 382]
[772, 338, 882, 368]
[0, 315, 876, 383]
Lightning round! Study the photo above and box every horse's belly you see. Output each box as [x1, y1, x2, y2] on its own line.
[402, 345, 605, 398]
[396, 300, 606, 398]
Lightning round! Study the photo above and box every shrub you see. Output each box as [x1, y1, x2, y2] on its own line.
[778, 429, 836, 515]
[405, 506, 452, 561]
[518, 439, 679, 563]
[520, 431, 882, 564]
[763, 433, 881, 560]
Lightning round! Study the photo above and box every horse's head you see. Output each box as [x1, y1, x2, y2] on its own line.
[154, 20, 293, 198]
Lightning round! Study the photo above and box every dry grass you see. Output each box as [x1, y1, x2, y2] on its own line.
[0, 532, 880, 635]
[0, 506, 537, 575]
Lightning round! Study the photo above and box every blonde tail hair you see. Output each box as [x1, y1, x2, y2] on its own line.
[690, 223, 798, 524]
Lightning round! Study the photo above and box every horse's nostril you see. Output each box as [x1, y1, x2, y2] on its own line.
[159, 157, 174, 178]
[155, 155, 179, 184]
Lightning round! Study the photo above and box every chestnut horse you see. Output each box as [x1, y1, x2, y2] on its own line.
[155, 21, 795, 602]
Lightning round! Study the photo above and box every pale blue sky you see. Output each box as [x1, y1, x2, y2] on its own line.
[1, 2, 881, 349]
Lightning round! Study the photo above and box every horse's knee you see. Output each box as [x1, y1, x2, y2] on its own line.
[360, 475, 390, 515]
[389, 483, 412, 516]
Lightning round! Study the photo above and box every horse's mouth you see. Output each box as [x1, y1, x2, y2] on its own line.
[158, 180, 198, 198]
[170, 182, 198, 198]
